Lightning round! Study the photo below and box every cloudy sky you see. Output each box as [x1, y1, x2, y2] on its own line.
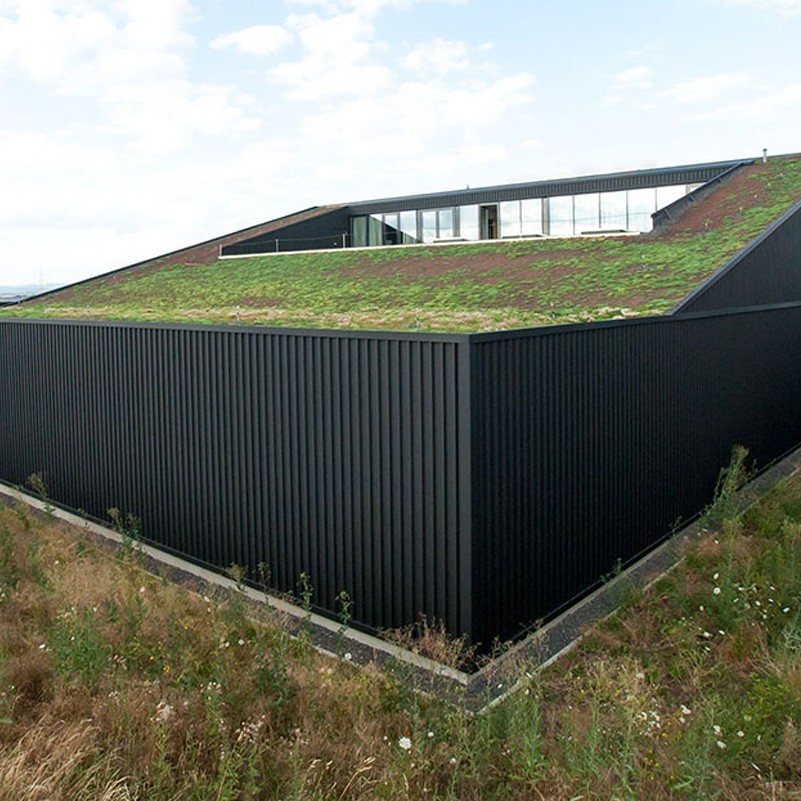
[2, 0, 800, 287]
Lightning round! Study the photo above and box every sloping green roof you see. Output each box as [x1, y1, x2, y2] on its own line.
[5, 157, 801, 333]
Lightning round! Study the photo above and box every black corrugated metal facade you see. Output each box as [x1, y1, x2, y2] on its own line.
[673, 200, 801, 313]
[3, 302, 801, 646]
[0, 321, 473, 636]
[468, 306, 801, 644]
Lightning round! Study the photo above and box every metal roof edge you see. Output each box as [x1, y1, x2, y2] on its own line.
[16, 207, 331, 305]
[670, 195, 801, 315]
[342, 156, 762, 210]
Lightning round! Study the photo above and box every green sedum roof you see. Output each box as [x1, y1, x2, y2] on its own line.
[5, 157, 801, 333]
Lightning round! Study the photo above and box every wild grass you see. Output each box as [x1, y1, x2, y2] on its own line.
[4, 158, 801, 333]
[2, 464, 801, 799]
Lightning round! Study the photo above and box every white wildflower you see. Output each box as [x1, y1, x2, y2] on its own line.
[236, 716, 266, 745]
[737, 730, 745, 737]
[398, 736, 412, 751]
[713, 587, 721, 595]
[716, 740, 726, 749]
[681, 705, 692, 715]
[713, 724, 722, 736]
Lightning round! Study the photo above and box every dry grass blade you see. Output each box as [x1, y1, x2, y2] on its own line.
[0, 718, 130, 801]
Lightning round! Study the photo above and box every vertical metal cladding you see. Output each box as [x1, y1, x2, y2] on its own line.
[0, 320, 473, 638]
[673, 199, 801, 313]
[468, 305, 801, 645]
[3, 304, 801, 647]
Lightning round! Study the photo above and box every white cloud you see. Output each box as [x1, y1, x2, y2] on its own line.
[660, 72, 754, 104]
[0, 0, 260, 154]
[211, 24, 294, 56]
[0, 4, 113, 84]
[292, 71, 534, 189]
[117, 0, 194, 48]
[624, 43, 657, 59]
[0, 0, 191, 90]
[0, 0, 537, 286]
[101, 83, 261, 155]
[690, 81, 801, 120]
[285, 12, 372, 61]
[285, 0, 444, 16]
[706, 0, 801, 15]
[600, 65, 652, 106]
[401, 38, 469, 75]
[611, 66, 653, 90]
[269, 12, 391, 100]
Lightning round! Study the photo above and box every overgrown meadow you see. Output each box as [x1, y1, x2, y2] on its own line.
[2, 463, 801, 800]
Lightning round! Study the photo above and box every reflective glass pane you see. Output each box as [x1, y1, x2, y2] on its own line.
[600, 191, 627, 230]
[383, 213, 400, 245]
[368, 214, 384, 246]
[351, 216, 368, 247]
[399, 210, 418, 244]
[499, 201, 520, 238]
[459, 205, 480, 240]
[548, 196, 574, 236]
[438, 208, 454, 238]
[520, 199, 543, 236]
[656, 185, 686, 209]
[627, 188, 656, 232]
[574, 193, 599, 233]
[421, 210, 437, 243]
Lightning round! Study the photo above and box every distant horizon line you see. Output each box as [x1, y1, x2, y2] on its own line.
[0, 283, 60, 293]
